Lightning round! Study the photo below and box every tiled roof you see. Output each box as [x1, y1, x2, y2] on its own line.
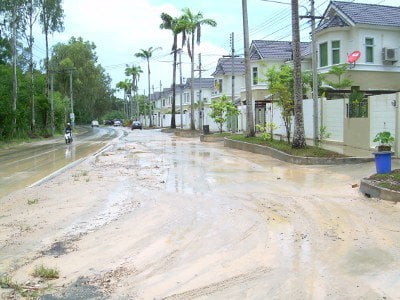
[250, 40, 311, 61]
[317, 14, 349, 32]
[320, 1, 400, 29]
[211, 57, 246, 76]
[184, 78, 215, 89]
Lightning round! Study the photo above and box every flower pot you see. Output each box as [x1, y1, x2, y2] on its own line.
[376, 145, 391, 152]
[373, 151, 392, 174]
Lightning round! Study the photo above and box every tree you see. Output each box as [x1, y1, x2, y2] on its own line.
[181, 8, 216, 130]
[125, 64, 142, 120]
[116, 79, 131, 117]
[325, 64, 352, 90]
[135, 47, 161, 127]
[291, 0, 306, 148]
[266, 65, 294, 143]
[38, 0, 64, 101]
[209, 94, 239, 133]
[160, 12, 185, 129]
[242, 0, 255, 137]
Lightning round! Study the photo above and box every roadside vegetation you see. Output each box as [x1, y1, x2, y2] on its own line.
[368, 170, 400, 192]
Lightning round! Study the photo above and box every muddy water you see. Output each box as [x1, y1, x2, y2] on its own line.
[0, 127, 116, 198]
[1, 129, 399, 299]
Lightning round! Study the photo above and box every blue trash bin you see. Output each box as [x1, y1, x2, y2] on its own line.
[373, 151, 392, 174]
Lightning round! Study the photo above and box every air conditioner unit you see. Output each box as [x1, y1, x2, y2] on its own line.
[383, 47, 398, 62]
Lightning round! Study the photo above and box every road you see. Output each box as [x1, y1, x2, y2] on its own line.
[1, 129, 399, 299]
[0, 126, 118, 198]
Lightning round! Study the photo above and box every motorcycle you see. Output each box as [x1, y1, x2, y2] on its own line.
[65, 131, 73, 144]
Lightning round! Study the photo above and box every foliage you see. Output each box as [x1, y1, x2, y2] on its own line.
[256, 122, 278, 141]
[325, 64, 352, 89]
[229, 134, 345, 158]
[315, 125, 331, 148]
[369, 169, 400, 191]
[209, 95, 239, 133]
[373, 131, 394, 146]
[265, 65, 294, 143]
[33, 265, 59, 279]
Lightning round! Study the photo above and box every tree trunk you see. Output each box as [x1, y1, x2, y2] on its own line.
[29, 1, 35, 134]
[291, 0, 306, 148]
[190, 33, 196, 130]
[171, 34, 177, 129]
[12, 5, 18, 136]
[242, 0, 255, 137]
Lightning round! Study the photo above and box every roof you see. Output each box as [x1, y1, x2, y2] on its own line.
[184, 78, 215, 89]
[318, 1, 400, 31]
[211, 57, 246, 76]
[250, 40, 311, 61]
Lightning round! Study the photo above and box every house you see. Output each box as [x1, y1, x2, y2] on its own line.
[248, 40, 311, 125]
[316, 0, 400, 92]
[211, 56, 246, 102]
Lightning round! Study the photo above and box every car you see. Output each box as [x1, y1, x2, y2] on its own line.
[131, 121, 142, 130]
[114, 120, 122, 126]
[91, 120, 99, 127]
[104, 120, 114, 126]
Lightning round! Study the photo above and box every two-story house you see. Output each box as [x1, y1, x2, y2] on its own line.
[248, 40, 311, 124]
[316, 1, 400, 91]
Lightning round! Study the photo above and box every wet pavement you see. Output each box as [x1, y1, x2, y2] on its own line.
[0, 126, 117, 198]
[0, 129, 399, 299]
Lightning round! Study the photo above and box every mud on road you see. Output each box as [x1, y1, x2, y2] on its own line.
[1, 129, 399, 299]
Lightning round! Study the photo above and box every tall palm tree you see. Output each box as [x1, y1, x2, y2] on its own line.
[242, 0, 255, 137]
[135, 47, 161, 127]
[125, 64, 142, 120]
[291, 0, 306, 148]
[160, 13, 185, 129]
[181, 8, 216, 130]
[116, 79, 131, 116]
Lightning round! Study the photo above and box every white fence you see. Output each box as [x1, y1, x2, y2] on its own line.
[154, 92, 400, 156]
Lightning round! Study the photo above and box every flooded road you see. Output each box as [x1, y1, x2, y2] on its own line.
[1, 129, 399, 299]
[0, 126, 118, 198]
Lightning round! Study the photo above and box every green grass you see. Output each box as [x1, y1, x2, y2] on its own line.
[33, 265, 59, 279]
[27, 199, 39, 205]
[229, 134, 346, 158]
[369, 169, 400, 191]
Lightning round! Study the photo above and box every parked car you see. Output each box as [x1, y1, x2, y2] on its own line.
[91, 120, 99, 127]
[104, 120, 114, 126]
[131, 121, 142, 130]
[114, 120, 122, 126]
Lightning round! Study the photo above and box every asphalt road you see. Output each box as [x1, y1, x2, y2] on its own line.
[0, 126, 118, 198]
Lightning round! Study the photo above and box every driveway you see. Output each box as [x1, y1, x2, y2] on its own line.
[1, 129, 399, 299]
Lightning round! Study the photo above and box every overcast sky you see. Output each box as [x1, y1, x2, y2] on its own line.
[34, 0, 400, 97]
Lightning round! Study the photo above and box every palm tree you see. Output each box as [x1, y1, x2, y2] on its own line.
[125, 64, 142, 120]
[291, 0, 306, 148]
[116, 79, 131, 117]
[242, 0, 255, 137]
[181, 8, 216, 130]
[135, 47, 161, 127]
[160, 13, 185, 129]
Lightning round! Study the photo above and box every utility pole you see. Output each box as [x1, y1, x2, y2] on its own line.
[231, 32, 235, 132]
[198, 53, 203, 130]
[301, 0, 322, 144]
[69, 69, 74, 129]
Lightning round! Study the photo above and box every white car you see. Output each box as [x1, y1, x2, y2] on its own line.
[91, 120, 99, 127]
[114, 120, 122, 126]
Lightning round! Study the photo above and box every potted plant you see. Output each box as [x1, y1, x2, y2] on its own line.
[372, 131, 394, 174]
[373, 131, 394, 151]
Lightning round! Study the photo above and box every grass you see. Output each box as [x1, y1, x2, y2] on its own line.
[228, 134, 346, 158]
[368, 169, 400, 192]
[27, 199, 39, 205]
[33, 265, 60, 279]
[0, 274, 45, 298]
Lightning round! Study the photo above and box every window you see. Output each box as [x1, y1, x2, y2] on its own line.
[331, 40, 340, 64]
[319, 42, 328, 67]
[252, 67, 258, 85]
[365, 37, 374, 63]
[184, 92, 190, 104]
[214, 79, 222, 93]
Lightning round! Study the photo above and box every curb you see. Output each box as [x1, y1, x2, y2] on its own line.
[360, 178, 400, 202]
[224, 137, 374, 165]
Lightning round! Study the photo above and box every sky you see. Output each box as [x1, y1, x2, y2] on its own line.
[33, 0, 400, 98]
